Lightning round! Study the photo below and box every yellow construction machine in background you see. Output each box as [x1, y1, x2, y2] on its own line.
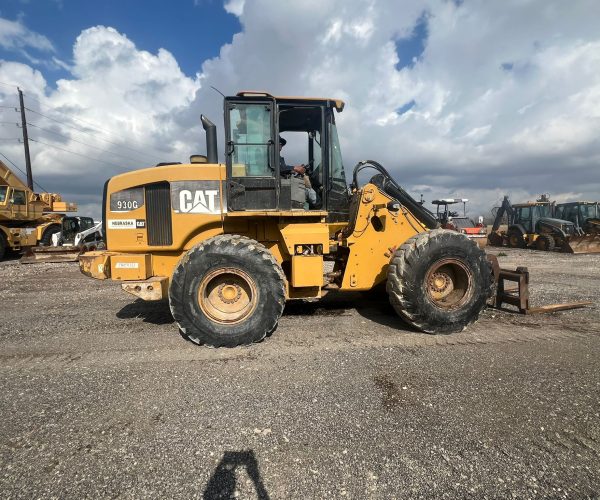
[0, 159, 77, 261]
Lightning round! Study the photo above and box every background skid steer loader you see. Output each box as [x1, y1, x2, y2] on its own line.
[79, 92, 524, 347]
[21, 216, 104, 263]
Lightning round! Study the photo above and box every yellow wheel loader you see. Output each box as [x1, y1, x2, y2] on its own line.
[80, 92, 495, 347]
[0, 160, 77, 261]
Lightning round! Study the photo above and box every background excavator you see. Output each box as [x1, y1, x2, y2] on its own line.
[0, 159, 77, 261]
[488, 195, 600, 253]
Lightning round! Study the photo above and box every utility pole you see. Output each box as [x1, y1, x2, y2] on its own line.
[18, 88, 34, 190]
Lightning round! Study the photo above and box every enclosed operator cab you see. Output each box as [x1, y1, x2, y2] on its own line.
[225, 92, 349, 220]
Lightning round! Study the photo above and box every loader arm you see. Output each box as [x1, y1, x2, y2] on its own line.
[491, 196, 513, 233]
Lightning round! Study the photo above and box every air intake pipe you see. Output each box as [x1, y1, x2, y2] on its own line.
[201, 115, 218, 164]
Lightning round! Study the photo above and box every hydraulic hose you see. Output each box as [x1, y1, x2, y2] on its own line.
[351, 160, 440, 230]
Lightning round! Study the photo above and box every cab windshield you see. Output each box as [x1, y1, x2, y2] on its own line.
[0, 186, 6, 203]
[535, 205, 552, 218]
[580, 204, 599, 219]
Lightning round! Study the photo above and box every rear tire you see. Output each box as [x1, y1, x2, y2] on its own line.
[169, 235, 286, 347]
[535, 234, 555, 251]
[387, 229, 494, 334]
[40, 225, 61, 246]
[507, 228, 526, 248]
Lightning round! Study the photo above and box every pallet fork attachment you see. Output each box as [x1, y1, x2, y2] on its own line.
[487, 256, 592, 314]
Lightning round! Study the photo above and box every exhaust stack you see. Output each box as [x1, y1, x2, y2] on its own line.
[201, 115, 218, 164]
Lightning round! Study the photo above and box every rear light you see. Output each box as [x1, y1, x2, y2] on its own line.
[460, 229, 466, 234]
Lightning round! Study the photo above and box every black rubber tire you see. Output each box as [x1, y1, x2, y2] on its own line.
[0, 232, 6, 261]
[387, 229, 494, 334]
[169, 234, 286, 347]
[535, 234, 555, 251]
[40, 225, 61, 246]
[507, 228, 526, 248]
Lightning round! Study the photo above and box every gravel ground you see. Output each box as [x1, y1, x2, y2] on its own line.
[0, 248, 599, 499]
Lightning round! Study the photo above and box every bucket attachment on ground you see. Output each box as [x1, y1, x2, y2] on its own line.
[20, 246, 82, 264]
[563, 234, 600, 254]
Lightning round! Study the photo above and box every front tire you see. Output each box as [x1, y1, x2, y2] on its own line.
[0, 233, 7, 261]
[387, 229, 494, 334]
[169, 235, 286, 347]
[535, 234, 555, 251]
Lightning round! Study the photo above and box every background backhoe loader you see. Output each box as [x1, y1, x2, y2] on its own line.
[554, 201, 600, 253]
[487, 195, 600, 253]
[80, 92, 503, 347]
[0, 159, 77, 261]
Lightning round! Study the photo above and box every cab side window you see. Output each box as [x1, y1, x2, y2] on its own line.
[229, 104, 273, 177]
[11, 190, 26, 205]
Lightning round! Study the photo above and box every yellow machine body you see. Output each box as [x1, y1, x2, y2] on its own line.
[0, 159, 77, 256]
[81, 160, 424, 299]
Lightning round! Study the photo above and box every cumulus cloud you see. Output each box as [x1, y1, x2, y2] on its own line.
[0, 16, 55, 53]
[185, 0, 600, 216]
[223, 0, 245, 17]
[1, 0, 600, 220]
[0, 24, 200, 218]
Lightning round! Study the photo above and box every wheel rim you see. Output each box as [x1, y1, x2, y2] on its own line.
[197, 268, 258, 325]
[425, 258, 474, 310]
[509, 234, 519, 247]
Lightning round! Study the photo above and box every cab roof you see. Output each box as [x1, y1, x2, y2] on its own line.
[556, 200, 598, 205]
[233, 91, 345, 112]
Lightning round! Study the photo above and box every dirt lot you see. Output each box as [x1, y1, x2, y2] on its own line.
[1, 248, 599, 498]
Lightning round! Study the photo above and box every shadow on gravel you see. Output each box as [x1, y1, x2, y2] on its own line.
[283, 291, 414, 331]
[203, 450, 270, 500]
[283, 291, 374, 317]
[116, 299, 174, 325]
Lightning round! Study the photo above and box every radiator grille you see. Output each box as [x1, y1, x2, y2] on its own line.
[145, 182, 173, 246]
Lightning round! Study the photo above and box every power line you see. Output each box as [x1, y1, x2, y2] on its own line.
[27, 122, 146, 166]
[29, 137, 123, 168]
[0, 151, 49, 192]
[23, 93, 165, 157]
[25, 107, 161, 164]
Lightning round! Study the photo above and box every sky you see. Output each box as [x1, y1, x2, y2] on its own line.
[0, 0, 599, 220]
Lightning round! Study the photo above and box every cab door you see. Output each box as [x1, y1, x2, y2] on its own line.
[325, 110, 350, 222]
[515, 206, 533, 233]
[225, 99, 277, 211]
[8, 187, 28, 220]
